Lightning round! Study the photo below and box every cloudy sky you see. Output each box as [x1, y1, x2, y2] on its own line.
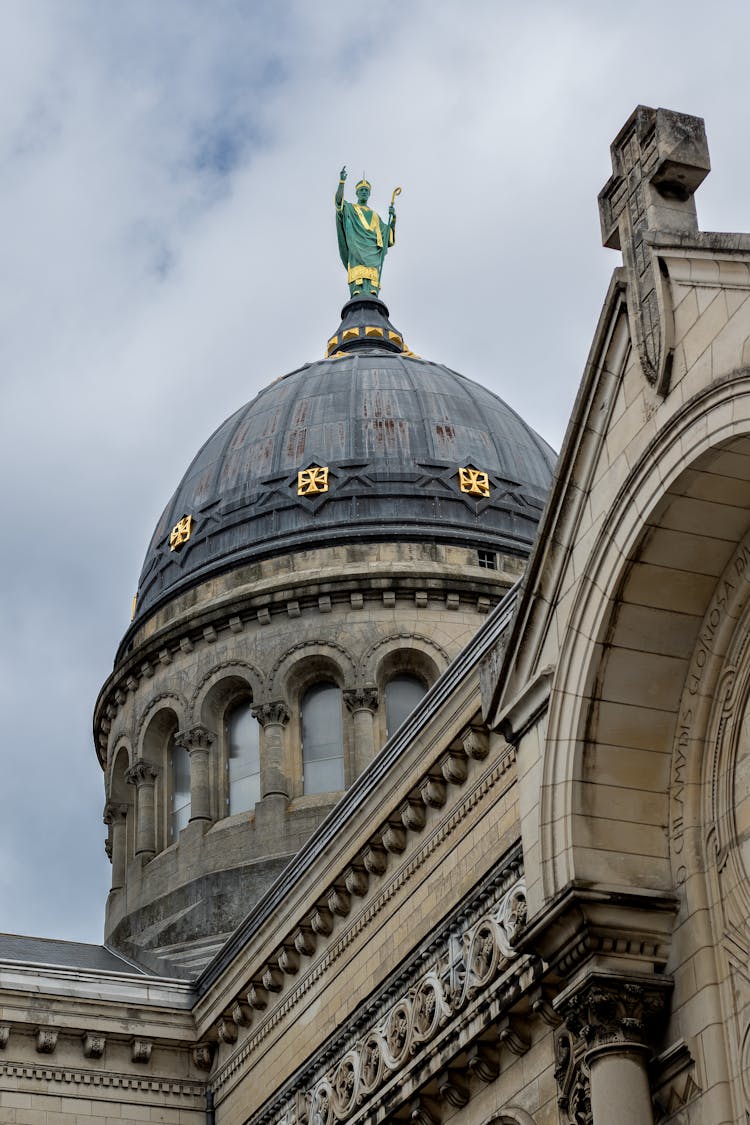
[0, 1, 746, 944]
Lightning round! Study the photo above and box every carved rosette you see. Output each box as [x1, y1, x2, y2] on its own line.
[252, 701, 291, 727]
[307, 879, 525, 1124]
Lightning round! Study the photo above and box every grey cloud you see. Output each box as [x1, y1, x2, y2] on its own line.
[0, 0, 747, 939]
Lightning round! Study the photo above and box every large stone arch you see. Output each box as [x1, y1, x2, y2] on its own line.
[541, 371, 750, 903]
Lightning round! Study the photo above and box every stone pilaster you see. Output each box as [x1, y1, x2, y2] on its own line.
[556, 973, 671, 1125]
[103, 801, 128, 891]
[175, 725, 215, 824]
[343, 686, 378, 775]
[252, 702, 291, 799]
[125, 759, 159, 859]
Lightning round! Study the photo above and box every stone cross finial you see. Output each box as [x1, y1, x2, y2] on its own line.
[598, 106, 710, 392]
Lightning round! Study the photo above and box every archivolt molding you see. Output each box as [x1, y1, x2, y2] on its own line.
[245, 875, 529, 1125]
[267, 641, 356, 697]
[669, 525, 750, 887]
[493, 1113, 538, 1125]
[209, 738, 514, 1099]
[134, 692, 187, 752]
[189, 659, 264, 720]
[107, 739, 134, 790]
[358, 632, 449, 682]
[686, 561, 750, 1113]
[540, 370, 750, 901]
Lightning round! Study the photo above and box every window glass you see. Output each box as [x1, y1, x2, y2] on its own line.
[226, 702, 261, 815]
[170, 742, 191, 840]
[301, 683, 344, 794]
[385, 675, 427, 738]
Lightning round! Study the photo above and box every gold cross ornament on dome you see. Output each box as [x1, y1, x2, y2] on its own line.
[169, 515, 193, 551]
[458, 467, 491, 498]
[298, 466, 329, 496]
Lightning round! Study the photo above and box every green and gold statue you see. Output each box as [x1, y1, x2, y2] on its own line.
[335, 167, 400, 298]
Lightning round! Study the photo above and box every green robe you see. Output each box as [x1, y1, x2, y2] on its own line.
[336, 199, 394, 289]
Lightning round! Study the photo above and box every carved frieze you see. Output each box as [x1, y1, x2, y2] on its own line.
[304, 879, 526, 1125]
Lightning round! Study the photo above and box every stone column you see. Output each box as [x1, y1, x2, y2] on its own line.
[557, 974, 670, 1125]
[343, 686, 379, 776]
[252, 702, 291, 799]
[125, 759, 159, 859]
[103, 802, 128, 891]
[176, 725, 215, 824]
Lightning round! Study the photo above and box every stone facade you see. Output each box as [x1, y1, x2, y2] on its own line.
[5, 103, 750, 1125]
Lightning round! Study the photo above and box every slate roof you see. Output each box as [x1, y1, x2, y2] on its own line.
[0, 933, 149, 974]
[129, 299, 556, 631]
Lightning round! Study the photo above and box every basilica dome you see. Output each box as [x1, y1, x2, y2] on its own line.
[131, 298, 555, 630]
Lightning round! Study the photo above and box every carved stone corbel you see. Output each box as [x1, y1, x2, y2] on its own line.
[36, 1028, 58, 1054]
[82, 1031, 106, 1059]
[131, 1038, 152, 1063]
[192, 1042, 215, 1071]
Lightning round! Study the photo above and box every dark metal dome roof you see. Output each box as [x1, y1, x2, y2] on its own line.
[131, 300, 555, 627]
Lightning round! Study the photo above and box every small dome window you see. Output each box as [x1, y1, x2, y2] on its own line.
[225, 702, 261, 815]
[385, 675, 427, 738]
[301, 683, 344, 794]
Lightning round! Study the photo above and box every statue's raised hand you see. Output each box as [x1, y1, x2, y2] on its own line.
[340, 166, 347, 181]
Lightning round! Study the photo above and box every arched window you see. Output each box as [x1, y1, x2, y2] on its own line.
[301, 683, 344, 794]
[170, 740, 191, 840]
[385, 674, 427, 738]
[225, 701, 261, 815]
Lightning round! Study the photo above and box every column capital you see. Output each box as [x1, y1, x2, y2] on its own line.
[343, 686, 379, 714]
[125, 759, 159, 786]
[252, 701, 290, 727]
[559, 972, 671, 1058]
[175, 724, 216, 751]
[103, 801, 127, 825]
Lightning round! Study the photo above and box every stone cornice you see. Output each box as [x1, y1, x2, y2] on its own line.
[0, 1057, 205, 1100]
[517, 883, 679, 981]
[0, 960, 196, 1008]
